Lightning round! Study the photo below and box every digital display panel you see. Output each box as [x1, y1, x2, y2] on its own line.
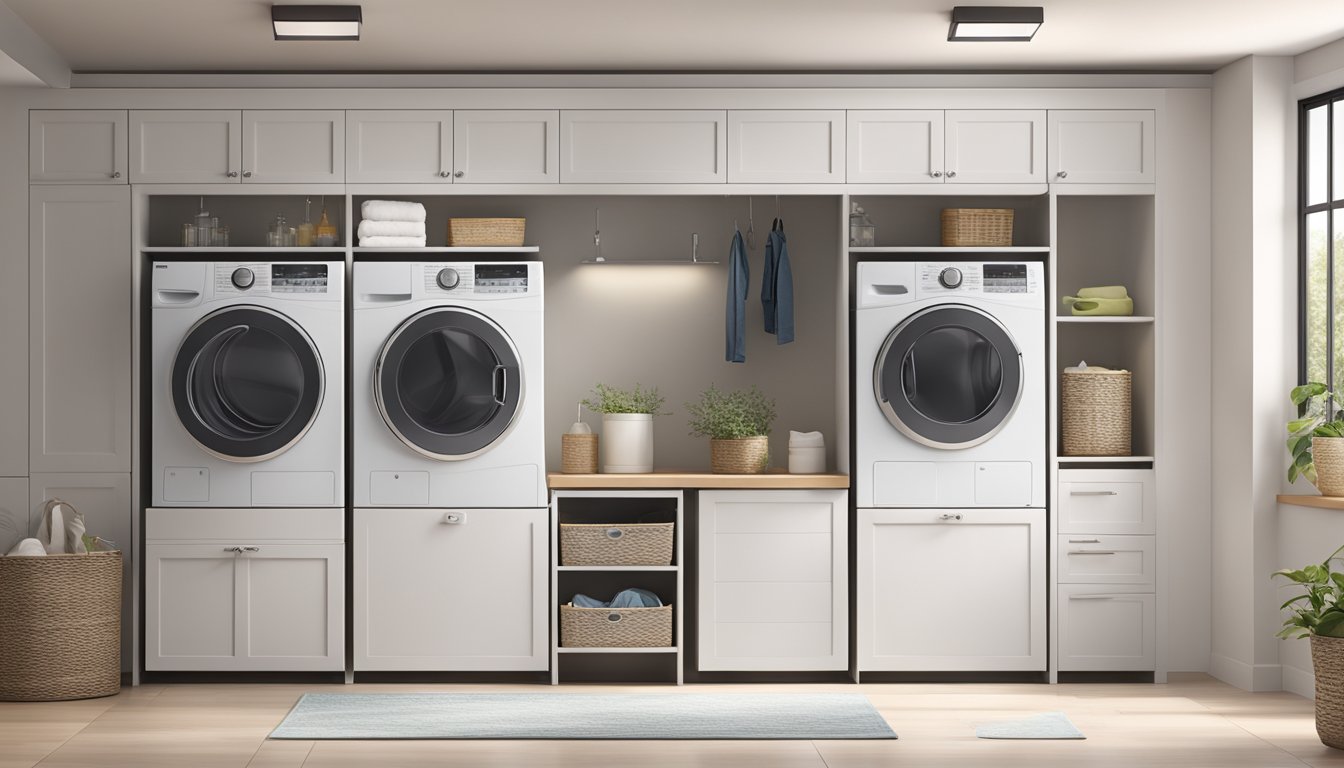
[271, 264, 328, 293]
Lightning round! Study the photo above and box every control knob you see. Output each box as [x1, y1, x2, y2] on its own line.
[938, 266, 963, 289]
[436, 268, 461, 290]
[231, 267, 254, 290]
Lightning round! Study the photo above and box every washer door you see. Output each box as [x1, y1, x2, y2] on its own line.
[171, 306, 324, 462]
[874, 305, 1023, 449]
[375, 307, 523, 461]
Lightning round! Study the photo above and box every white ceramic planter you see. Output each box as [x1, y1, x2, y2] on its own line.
[602, 413, 654, 473]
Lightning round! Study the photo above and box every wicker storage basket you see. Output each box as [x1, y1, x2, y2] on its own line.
[941, 208, 1014, 247]
[0, 551, 122, 701]
[1061, 369, 1132, 456]
[1313, 634, 1344, 748]
[1314, 437, 1344, 497]
[560, 522, 674, 566]
[561, 433, 599, 474]
[710, 436, 770, 474]
[560, 603, 673, 648]
[447, 217, 526, 246]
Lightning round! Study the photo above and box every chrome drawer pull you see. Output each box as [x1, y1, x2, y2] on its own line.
[938, 513, 963, 521]
[1071, 595, 1118, 600]
[1070, 490, 1119, 496]
[1068, 550, 1117, 555]
[241, 546, 260, 553]
[1067, 539, 1101, 544]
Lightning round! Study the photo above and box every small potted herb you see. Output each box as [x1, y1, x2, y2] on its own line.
[686, 385, 777, 474]
[581, 384, 667, 474]
[1275, 544, 1344, 748]
[1288, 382, 1344, 496]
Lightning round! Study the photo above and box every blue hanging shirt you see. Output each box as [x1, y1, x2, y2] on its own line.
[762, 221, 795, 344]
[725, 229, 749, 363]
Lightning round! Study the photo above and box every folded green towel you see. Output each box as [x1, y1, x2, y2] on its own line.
[1062, 296, 1134, 316]
[1076, 286, 1129, 300]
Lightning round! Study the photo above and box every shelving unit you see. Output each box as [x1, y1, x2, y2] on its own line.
[142, 246, 346, 254]
[1056, 316, 1155, 324]
[549, 490, 684, 685]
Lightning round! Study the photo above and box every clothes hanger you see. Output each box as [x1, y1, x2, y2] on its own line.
[745, 197, 757, 250]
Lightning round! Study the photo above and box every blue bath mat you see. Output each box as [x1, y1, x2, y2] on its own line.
[975, 711, 1085, 739]
[270, 692, 897, 740]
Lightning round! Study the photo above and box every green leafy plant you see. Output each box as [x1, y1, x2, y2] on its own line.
[686, 385, 776, 440]
[1288, 382, 1344, 485]
[1274, 544, 1344, 639]
[581, 383, 668, 415]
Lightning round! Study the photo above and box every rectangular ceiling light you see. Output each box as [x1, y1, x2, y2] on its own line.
[272, 5, 362, 41]
[948, 6, 1043, 42]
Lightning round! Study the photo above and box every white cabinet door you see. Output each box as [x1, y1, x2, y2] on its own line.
[242, 110, 345, 183]
[727, 110, 845, 183]
[129, 110, 241, 184]
[29, 473, 132, 670]
[944, 110, 1046, 183]
[1058, 469, 1155, 535]
[1057, 586, 1156, 671]
[0, 477, 27, 559]
[29, 185, 131, 473]
[355, 508, 549, 671]
[698, 490, 847, 671]
[145, 544, 241, 671]
[346, 110, 453, 183]
[30, 110, 127, 183]
[1048, 110, 1155, 184]
[846, 110, 945, 184]
[560, 110, 727, 183]
[454, 110, 559, 184]
[241, 544, 344, 670]
[857, 508, 1045, 671]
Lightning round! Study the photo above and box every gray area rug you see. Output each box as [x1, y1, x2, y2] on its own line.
[270, 692, 898, 740]
[975, 711, 1086, 739]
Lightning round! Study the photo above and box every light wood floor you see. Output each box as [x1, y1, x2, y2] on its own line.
[2, 673, 1342, 767]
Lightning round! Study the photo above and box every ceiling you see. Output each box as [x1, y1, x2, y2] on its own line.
[5, 0, 1344, 75]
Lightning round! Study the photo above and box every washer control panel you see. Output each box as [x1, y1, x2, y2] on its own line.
[422, 263, 534, 295]
[917, 262, 1040, 297]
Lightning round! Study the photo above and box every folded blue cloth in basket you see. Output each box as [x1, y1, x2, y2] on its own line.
[572, 588, 663, 609]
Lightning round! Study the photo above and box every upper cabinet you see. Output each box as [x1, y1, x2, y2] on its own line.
[30, 110, 127, 184]
[1048, 110, 1156, 184]
[727, 110, 845, 184]
[130, 110, 241, 184]
[347, 110, 454, 184]
[847, 110, 945, 184]
[560, 110, 727, 184]
[242, 110, 345, 183]
[453, 110, 559, 184]
[944, 110, 1046, 184]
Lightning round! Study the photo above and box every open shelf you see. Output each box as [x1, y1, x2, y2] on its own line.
[850, 246, 1050, 254]
[1059, 456, 1155, 464]
[557, 647, 679, 654]
[142, 246, 346, 254]
[1056, 316, 1155, 324]
[849, 193, 1051, 248]
[354, 246, 539, 253]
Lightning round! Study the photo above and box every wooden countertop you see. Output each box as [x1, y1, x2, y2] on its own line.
[1278, 494, 1344, 511]
[547, 470, 850, 490]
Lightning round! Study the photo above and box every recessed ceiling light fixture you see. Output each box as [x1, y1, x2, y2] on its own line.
[947, 6, 1043, 42]
[271, 5, 362, 41]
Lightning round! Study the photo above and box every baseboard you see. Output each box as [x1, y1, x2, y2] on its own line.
[1283, 663, 1315, 699]
[1209, 653, 1283, 691]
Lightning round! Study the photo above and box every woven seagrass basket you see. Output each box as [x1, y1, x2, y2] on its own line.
[560, 523, 674, 566]
[0, 550, 122, 701]
[710, 436, 770, 474]
[1314, 437, 1344, 497]
[561, 433, 599, 474]
[940, 208, 1014, 247]
[560, 603, 673, 648]
[1061, 369, 1132, 457]
[447, 217, 526, 246]
[1313, 634, 1344, 749]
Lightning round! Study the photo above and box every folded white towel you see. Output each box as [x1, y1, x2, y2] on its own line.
[359, 235, 428, 248]
[789, 430, 825, 447]
[361, 200, 427, 223]
[358, 219, 427, 239]
[6, 538, 46, 557]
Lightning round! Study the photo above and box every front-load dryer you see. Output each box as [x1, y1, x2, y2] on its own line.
[150, 261, 345, 507]
[854, 260, 1046, 508]
[352, 261, 545, 508]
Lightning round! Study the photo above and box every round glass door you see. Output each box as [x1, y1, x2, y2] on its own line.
[375, 307, 523, 461]
[171, 306, 324, 462]
[873, 305, 1023, 449]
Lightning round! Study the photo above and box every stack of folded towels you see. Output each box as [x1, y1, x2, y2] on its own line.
[358, 200, 427, 247]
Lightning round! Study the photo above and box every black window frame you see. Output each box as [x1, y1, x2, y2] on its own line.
[1300, 87, 1344, 390]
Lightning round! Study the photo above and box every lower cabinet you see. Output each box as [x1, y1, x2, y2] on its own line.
[1057, 586, 1156, 671]
[354, 508, 549, 671]
[857, 508, 1045, 672]
[144, 508, 344, 671]
[697, 490, 847, 671]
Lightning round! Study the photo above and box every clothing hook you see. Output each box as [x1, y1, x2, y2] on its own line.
[746, 197, 757, 250]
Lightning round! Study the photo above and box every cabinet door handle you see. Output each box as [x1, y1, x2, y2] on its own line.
[1070, 490, 1118, 496]
[242, 170, 252, 178]
[442, 512, 466, 525]
[242, 546, 260, 553]
[1057, 170, 1069, 179]
[931, 171, 943, 178]
[1067, 539, 1102, 544]
[454, 170, 465, 178]
[1071, 594, 1117, 600]
[1068, 550, 1117, 555]
[946, 170, 957, 178]
[110, 171, 121, 179]
[439, 170, 450, 177]
[224, 546, 243, 553]
[938, 513, 963, 521]
[227, 171, 239, 178]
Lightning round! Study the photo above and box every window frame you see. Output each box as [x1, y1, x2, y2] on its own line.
[1300, 88, 1344, 389]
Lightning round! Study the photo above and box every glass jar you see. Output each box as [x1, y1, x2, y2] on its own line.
[849, 202, 876, 248]
[267, 215, 289, 247]
[182, 222, 197, 247]
[211, 226, 229, 247]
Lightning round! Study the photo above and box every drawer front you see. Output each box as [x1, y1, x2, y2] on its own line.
[147, 507, 343, 542]
[1058, 470, 1153, 534]
[1058, 586, 1155, 671]
[1057, 534, 1155, 586]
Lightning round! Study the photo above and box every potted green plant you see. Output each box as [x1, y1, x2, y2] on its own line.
[686, 385, 776, 474]
[581, 383, 666, 474]
[1288, 382, 1344, 496]
[1275, 544, 1344, 749]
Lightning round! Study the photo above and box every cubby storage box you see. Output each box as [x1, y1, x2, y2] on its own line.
[560, 603, 673, 648]
[560, 522, 674, 566]
[447, 217, 526, 246]
[1061, 368, 1133, 456]
[940, 208, 1013, 246]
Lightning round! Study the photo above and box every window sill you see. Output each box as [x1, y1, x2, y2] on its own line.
[1278, 494, 1344, 511]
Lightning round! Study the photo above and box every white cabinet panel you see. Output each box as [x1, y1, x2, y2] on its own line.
[243, 544, 343, 667]
[346, 110, 453, 183]
[146, 544, 239, 666]
[727, 110, 845, 183]
[29, 185, 131, 473]
[454, 110, 559, 184]
[1058, 469, 1155, 535]
[0, 477, 28, 557]
[30, 110, 127, 183]
[1048, 110, 1155, 184]
[858, 508, 1045, 671]
[1057, 534, 1155, 586]
[355, 508, 549, 671]
[130, 110, 241, 183]
[944, 110, 1046, 183]
[560, 110, 726, 183]
[242, 110, 345, 183]
[1058, 586, 1156, 671]
[698, 490, 847, 672]
[846, 110, 945, 184]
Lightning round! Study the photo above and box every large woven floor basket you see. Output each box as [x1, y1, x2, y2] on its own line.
[1061, 369, 1133, 456]
[0, 551, 122, 701]
[1313, 635, 1344, 748]
[560, 604, 673, 648]
[560, 522, 674, 566]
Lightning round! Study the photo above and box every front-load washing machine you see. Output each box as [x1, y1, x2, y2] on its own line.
[150, 261, 345, 507]
[854, 259, 1046, 508]
[352, 260, 546, 508]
